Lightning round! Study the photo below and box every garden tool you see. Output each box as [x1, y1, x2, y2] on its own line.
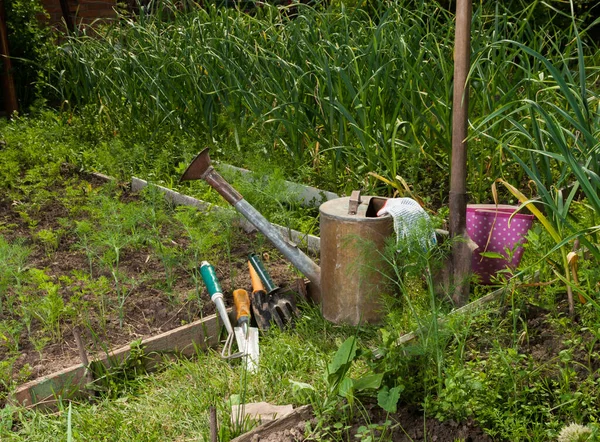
[179, 148, 321, 298]
[199, 261, 243, 360]
[248, 261, 277, 331]
[232, 288, 260, 372]
[248, 253, 300, 330]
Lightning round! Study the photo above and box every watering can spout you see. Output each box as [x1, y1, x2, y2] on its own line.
[180, 148, 212, 182]
[179, 149, 322, 299]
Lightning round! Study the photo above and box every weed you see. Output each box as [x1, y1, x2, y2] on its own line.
[32, 271, 74, 342]
[0, 319, 22, 353]
[150, 238, 180, 294]
[90, 339, 149, 399]
[74, 220, 96, 277]
[0, 236, 31, 312]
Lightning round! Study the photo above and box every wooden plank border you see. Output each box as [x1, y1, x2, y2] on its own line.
[10, 312, 225, 409]
[231, 405, 314, 442]
[131, 177, 322, 255]
[217, 163, 339, 207]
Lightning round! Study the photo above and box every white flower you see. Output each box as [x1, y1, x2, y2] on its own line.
[557, 423, 592, 442]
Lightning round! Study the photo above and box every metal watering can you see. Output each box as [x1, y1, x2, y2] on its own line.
[180, 149, 393, 325]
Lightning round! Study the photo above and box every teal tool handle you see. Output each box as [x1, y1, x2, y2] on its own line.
[248, 253, 279, 294]
[200, 261, 222, 299]
[200, 261, 234, 335]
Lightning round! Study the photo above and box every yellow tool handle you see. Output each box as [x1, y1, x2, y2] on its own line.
[248, 261, 266, 294]
[233, 289, 251, 322]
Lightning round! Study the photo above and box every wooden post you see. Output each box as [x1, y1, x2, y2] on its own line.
[73, 326, 95, 388]
[58, 0, 75, 33]
[449, 0, 473, 306]
[209, 406, 218, 442]
[0, 0, 17, 116]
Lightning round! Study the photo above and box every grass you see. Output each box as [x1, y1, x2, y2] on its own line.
[4, 256, 600, 440]
[0, 132, 266, 401]
[42, 0, 599, 202]
[2, 304, 357, 441]
[2, 0, 600, 439]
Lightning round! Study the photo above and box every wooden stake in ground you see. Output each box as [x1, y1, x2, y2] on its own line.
[449, 0, 473, 307]
[58, 0, 75, 33]
[73, 326, 95, 388]
[0, 0, 18, 116]
[210, 406, 218, 442]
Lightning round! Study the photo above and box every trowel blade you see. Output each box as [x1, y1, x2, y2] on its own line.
[234, 326, 259, 373]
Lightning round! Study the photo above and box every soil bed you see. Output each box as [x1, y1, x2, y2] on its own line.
[0, 168, 298, 396]
[244, 403, 493, 442]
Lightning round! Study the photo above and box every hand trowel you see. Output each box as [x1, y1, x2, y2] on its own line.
[233, 289, 260, 372]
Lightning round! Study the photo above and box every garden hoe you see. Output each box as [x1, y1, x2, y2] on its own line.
[248, 253, 300, 330]
[199, 261, 243, 360]
[232, 288, 260, 372]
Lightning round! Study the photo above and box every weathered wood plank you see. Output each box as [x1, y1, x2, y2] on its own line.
[131, 177, 321, 254]
[10, 364, 89, 409]
[11, 312, 225, 409]
[217, 163, 339, 207]
[230, 405, 313, 442]
[395, 281, 519, 347]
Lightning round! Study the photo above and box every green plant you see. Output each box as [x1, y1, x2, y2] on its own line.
[90, 339, 149, 399]
[29, 332, 51, 359]
[35, 228, 61, 257]
[174, 206, 232, 300]
[354, 420, 393, 442]
[0, 319, 22, 354]
[33, 273, 73, 342]
[4, 0, 52, 109]
[477, 4, 600, 314]
[150, 238, 180, 295]
[40, 0, 591, 197]
[0, 236, 31, 312]
[74, 220, 96, 277]
[90, 194, 145, 327]
[291, 335, 400, 434]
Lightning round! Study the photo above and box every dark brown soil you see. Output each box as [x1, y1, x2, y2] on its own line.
[0, 171, 298, 388]
[368, 404, 493, 442]
[248, 404, 494, 441]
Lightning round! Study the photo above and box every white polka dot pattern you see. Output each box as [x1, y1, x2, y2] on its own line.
[466, 205, 534, 284]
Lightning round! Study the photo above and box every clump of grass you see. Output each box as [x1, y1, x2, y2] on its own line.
[0, 236, 31, 313]
[44, 0, 596, 198]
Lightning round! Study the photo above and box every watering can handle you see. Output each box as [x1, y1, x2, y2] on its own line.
[348, 190, 362, 215]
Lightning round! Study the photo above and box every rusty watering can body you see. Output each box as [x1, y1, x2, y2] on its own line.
[319, 192, 394, 325]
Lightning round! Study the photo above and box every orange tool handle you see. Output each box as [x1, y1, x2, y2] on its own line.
[233, 289, 251, 323]
[248, 261, 266, 294]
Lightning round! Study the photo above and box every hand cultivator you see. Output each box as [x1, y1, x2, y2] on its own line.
[199, 261, 259, 371]
[199, 261, 242, 360]
[199, 254, 301, 371]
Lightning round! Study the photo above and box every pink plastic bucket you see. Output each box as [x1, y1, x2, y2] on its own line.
[466, 204, 534, 284]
